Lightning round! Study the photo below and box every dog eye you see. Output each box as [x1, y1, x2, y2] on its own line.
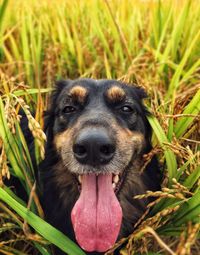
[120, 105, 135, 113]
[62, 106, 76, 114]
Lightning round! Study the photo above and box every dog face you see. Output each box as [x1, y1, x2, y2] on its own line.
[53, 79, 148, 175]
[41, 79, 159, 253]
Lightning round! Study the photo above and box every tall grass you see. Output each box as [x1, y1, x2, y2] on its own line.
[0, 0, 200, 254]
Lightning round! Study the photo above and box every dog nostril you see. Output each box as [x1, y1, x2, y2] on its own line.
[73, 144, 87, 156]
[73, 129, 115, 165]
[100, 144, 115, 156]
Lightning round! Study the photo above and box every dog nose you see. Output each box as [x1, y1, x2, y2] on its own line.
[73, 128, 115, 165]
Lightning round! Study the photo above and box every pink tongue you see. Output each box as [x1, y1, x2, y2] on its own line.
[71, 174, 122, 252]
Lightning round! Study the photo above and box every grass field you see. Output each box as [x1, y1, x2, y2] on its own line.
[0, 0, 200, 254]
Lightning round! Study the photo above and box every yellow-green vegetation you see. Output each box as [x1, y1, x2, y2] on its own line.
[0, 0, 200, 254]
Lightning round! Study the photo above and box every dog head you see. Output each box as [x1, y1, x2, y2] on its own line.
[48, 79, 150, 174]
[42, 79, 159, 253]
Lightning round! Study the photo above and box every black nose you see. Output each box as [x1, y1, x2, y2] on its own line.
[73, 128, 115, 166]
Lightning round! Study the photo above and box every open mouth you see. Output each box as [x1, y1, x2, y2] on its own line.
[71, 172, 124, 252]
[77, 172, 123, 193]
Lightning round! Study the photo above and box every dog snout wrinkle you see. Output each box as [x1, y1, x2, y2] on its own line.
[73, 128, 115, 166]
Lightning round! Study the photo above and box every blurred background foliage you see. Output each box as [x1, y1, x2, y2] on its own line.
[0, 0, 200, 254]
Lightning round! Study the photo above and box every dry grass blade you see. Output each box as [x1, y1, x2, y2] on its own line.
[0, 0, 200, 254]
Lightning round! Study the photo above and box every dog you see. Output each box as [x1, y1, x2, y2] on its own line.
[36, 78, 160, 255]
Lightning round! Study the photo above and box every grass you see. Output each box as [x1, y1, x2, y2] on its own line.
[0, 0, 200, 254]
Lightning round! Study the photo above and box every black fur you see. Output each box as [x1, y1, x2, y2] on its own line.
[38, 79, 160, 255]
[16, 79, 160, 255]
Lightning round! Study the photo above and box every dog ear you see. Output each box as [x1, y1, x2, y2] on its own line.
[50, 79, 71, 107]
[43, 79, 71, 138]
[122, 82, 148, 100]
[129, 84, 153, 148]
[134, 86, 148, 100]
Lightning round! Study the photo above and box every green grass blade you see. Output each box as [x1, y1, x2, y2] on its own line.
[158, 1, 190, 74]
[174, 89, 200, 138]
[147, 114, 177, 182]
[171, 0, 191, 60]
[172, 190, 200, 226]
[13, 88, 52, 96]
[0, 97, 24, 180]
[0, 0, 9, 59]
[180, 58, 200, 83]
[0, 188, 86, 255]
[0, 0, 9, 31]
[166, 29, 200, 99]
[34, 242, 51, 255]
[155, 4, 173, 59]
[183, 166, 200, 190]
[175, 158, 193, 181]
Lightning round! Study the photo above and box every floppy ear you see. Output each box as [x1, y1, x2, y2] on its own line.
[43, 79, 71, 139]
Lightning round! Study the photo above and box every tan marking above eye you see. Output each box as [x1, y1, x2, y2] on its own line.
[69, 86, 88, 103]
[106, 86, 126, 103]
